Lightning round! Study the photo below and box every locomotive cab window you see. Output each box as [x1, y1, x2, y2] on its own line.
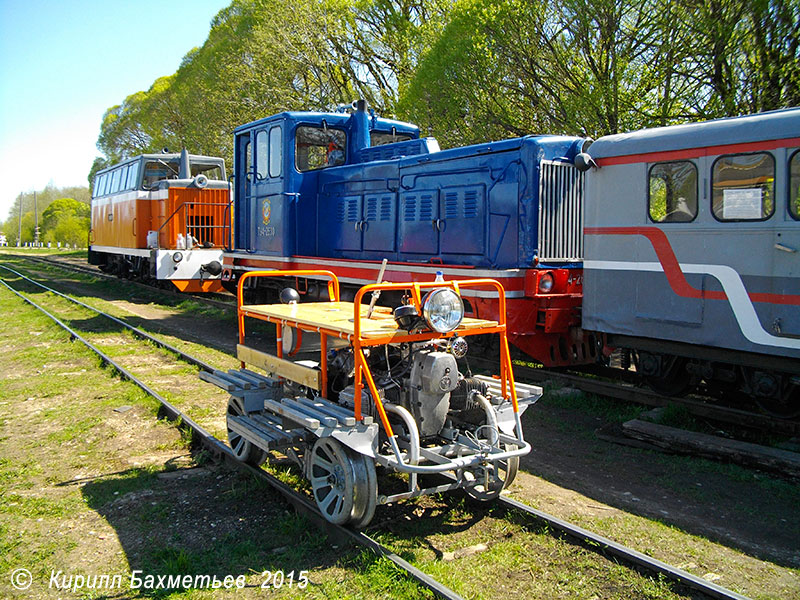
[648, 161, 697, 222]
[295, 125, 346, 172]
[256, 130, 268, 179]
[712, 152, 774, 221]
[269, 126, 282, 178]
[790, 149, 800, 220]
[371, 130, 413, 146]
[191, 163, 223, 180]
[142, 160, 179, 189]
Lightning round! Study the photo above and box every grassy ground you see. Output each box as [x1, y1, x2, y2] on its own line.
[2, 254, 797, 599]
[0, 275, 433, 600]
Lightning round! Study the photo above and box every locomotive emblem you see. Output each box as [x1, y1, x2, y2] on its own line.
[262, 199, 271, 225]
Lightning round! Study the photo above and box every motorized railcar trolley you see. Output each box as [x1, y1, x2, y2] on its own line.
[201, 269, 541, 527]
[89, 150, 230, 292]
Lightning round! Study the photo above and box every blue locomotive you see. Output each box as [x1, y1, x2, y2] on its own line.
[219, 100, 800, 416]
[222, 100, 594, 368]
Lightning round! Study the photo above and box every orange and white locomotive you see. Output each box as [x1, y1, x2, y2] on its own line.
[89, 150, 229, 293]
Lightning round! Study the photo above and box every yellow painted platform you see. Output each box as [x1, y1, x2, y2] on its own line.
[241, 301, 497, 340]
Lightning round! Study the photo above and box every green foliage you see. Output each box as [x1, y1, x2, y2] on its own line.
[1, 184, 90, 246]
[94, 0, 453, 169]
[400, 0, 800, 144]
[92, 0, 800, 166]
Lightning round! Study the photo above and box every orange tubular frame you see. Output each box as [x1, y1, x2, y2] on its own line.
[236, 270, 518, 443]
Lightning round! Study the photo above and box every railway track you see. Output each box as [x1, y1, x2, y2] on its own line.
[472, 358, 800, 437]
[14, 253, 798, 438]
[13, 252, 235, 309]
[0, 262, 752, 600]
[13, 253, 799, 437]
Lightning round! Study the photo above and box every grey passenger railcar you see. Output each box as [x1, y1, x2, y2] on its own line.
[582, 108, 800, 416]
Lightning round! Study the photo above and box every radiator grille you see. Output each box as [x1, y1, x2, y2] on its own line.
[537, 160, 584, 262]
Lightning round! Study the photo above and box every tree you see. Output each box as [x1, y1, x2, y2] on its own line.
[402, 0, 800, 146]
[42, 198, 90, 232]
[1, 186, 90, 246]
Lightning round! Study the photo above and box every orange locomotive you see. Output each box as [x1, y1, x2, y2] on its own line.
[89, 150, 229, 293]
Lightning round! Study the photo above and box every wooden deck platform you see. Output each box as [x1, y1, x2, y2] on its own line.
[241, 301, 498, 340]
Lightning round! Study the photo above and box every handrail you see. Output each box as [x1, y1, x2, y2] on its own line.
[154, 200, 230, 249]
[236, 269, 341, 348]
[236, 269, 341, 307]
[234, 271, 518, 447]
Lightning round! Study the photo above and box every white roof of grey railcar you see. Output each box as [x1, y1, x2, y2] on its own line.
[588, 107, 800, 160]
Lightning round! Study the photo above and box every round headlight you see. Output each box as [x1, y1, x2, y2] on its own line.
[422, 288, 464, 333]
[538, 272, 554, 293]
[172, 252, 183, 263]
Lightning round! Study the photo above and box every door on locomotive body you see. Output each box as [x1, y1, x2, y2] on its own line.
[234, 130, 255, 251]
[705, 146, 799, 351]
[639, 156, 705, 328]
[234, 121, 286, 254]
[770, 146, 800, 342]
[252, 122, 286, 255]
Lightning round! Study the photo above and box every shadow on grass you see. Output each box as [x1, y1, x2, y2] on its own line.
[73, 456, 342, 595]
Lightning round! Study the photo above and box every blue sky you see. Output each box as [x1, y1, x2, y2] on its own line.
[0, 0, 230, 219]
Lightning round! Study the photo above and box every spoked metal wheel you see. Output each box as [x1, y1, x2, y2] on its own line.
[309, 437, 377, 527]
[226, 397, 268, 466]
[349, 453, 377, 529]
[464, 443, 519, 502]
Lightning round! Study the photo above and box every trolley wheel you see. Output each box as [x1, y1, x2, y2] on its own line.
[349, 452, 378, 529]
[309, 437, 356, 524]
[464, 443, 519, 502]
[309, 437, 377, 527]
[226, 397, 268, 466]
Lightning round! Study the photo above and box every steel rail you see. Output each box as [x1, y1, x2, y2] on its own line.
[498, 496, 750, 600]
[20, 256, 796, 434]
[471, 357, 800, 436]
[0, 272, 465, 600]
[0, 263, 217, 373]
[12, 253, 235, 308]
[0, 267, 751, 599]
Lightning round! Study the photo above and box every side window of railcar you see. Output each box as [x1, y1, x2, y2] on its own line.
[712, 152, 775, 221]
[269, 126, 282, 178]
[96, 174, 106, 197]
[256, 130, 268, 179]
[648, 161, 697, 223]
[127, 162, 140, 190]
[110, 168, 122, 194]
[118, 165, 129, 191]
[790, 150, 800, 220]
[295, 125, 346, 172]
